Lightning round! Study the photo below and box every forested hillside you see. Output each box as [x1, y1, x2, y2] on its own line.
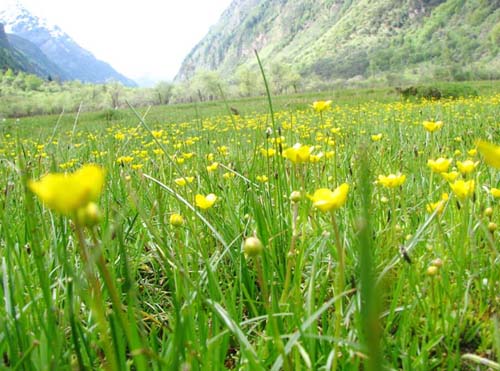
[176, 0, 499, 84]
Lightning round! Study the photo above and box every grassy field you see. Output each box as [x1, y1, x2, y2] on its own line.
[0, 84, 499, 370]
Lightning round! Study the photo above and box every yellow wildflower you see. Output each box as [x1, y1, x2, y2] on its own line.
[151, 130, 163, 138]
[195, 194, 217, 210]
[491, 188, 500, 198]
[223, 172, 235, 180]
[207, 162, 219, 172]
[309, 184, 349, 212]
[371, 133, 383, 142]
[260, 148, 276, 157]
[256, 175, 268, 183]
[422, 120, 443, 133]
[312, 100, 332, 113]
[29, 164, 105, 215]
[377, 173, 406, 188]
[467, 148, 477, 157]
[440, 171, 460, 182]
[476, 140, 500, 169]
[217, 146, 229, 156]
[427, 158, 452, 173]
[449, 180, 475, 200]
[426, 193, 449, 214]
[283, 143, 312, 164]
[174, 177, 194, 186]
[457, 160, 479, 175]
[117, 156, 134, 164]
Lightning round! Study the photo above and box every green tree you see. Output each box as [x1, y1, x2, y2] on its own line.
[234, 67, 259, 97]
[191, 70, 225, 101]
[25, 74, 43, 91]
[154, 81, 174, 105]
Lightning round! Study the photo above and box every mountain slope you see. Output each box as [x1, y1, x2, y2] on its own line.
[176, 0, 500, 82]
[6, 33, 68, 79]
[0, 22, 27, 71]
[0, 1, 136, 86]
[1, 22, 62, 77]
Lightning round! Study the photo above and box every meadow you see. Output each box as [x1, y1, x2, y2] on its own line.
[0, 84, 499, 370]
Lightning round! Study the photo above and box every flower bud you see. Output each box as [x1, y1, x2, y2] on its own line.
[488, 222, 497, 232]
[243, 237, 264, 257]
[426, 266, 439, 276]
[431, 258, 443, 268]
[484, 207, 493, 218]
[290, 191, 302, 203]
[76, 202, 101, 227]
[169, 213, 184, 227]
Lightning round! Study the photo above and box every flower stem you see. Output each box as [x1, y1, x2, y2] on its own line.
[75, 223, 118, 371]
[331, 212, 345, 371]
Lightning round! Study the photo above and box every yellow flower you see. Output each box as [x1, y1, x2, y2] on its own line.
[312, 100, 332, 113]
[114, 133, 125, 140]
[169, 213, 184, 227]
[29, 164, 105, 215]
[371, 133, 383, 142]
[207, 162, 219, 172]
[449, 180, 475, 200]
[491, 188, 500, 198]
[309, 184, 349, 212]
[476, 140, 500, 169]
[309, 153, 324, 163]
[195, 193, 217, 210]
[174, 177, 194, 186]
[256, 175, 268, 183]
[260, 148, 276, 157]
[117, 156, 134, 164]
[440, 171, 460, 182]
[217, 146, 229, 156]
[427, 158, 452, 173]
[377, 173, 406, 188]
[426, 193, 449, 214]
[283, 143, 312, 164]
[151, 130, 163, 138]
[457, 160, 479, 175]
[422, 120, 443, 133]
[223, 172, 235, 180]
[467, 148, 477, 157]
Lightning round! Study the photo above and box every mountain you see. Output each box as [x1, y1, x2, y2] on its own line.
[1, 22, 27, 71]
[1, 22, 64, 78]
[0, 1, 136, 86]
[6, 33, 68, 79]
[176, 0, 500, 82]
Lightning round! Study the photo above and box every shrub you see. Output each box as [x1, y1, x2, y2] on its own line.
[396, 82, 478, 100]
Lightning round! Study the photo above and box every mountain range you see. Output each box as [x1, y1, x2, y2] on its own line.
[176, 0, 500, 82]
[0, 1, 136, 86]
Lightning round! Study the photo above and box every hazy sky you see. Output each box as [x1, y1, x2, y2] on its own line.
[19, 0, 233, 84]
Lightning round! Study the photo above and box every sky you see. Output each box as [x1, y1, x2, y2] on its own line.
[18, 0, 233, 85]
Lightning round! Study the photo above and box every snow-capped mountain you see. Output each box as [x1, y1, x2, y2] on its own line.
[0, 0, 136, 86]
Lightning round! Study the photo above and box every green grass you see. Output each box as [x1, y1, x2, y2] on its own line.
[0, 86, 499, 370]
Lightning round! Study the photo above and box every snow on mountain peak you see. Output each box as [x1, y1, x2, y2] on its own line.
[0, 0, 65, 38]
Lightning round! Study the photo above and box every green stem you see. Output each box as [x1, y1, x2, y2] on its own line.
[281, 201, 299, 303]
[75, 224, 118, 371]
[331, 212, 345, 371]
